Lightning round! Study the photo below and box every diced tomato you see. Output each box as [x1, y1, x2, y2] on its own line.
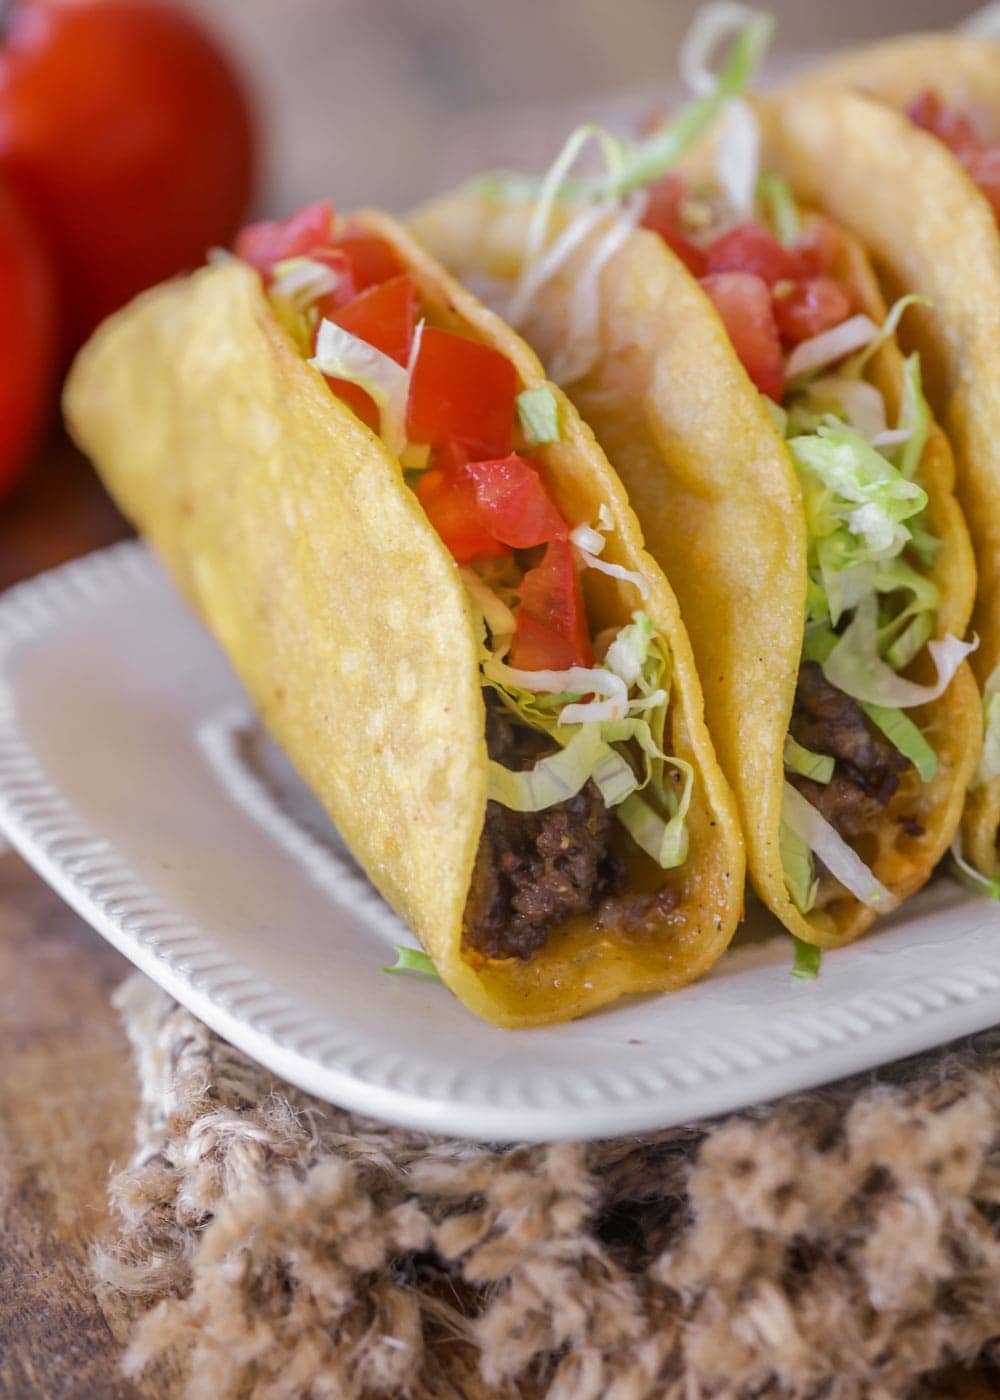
[327, 230, 405, 292]
[906, 89, 980, 153]
[793, 217, 843, 278]
[464, 455, 567, 549]
[417, 465, 509, 564]
[432, 440, 471, 472]
[704, 221, 802, 286]
[309, 248, 357, 317]
[957, 143, 1000, 222]
[406, 326, 517, 457]
[772, 276, 852, 345]
[640, 173, 707, 275]
[324, 377, 381, 434]
[906, 91, 1000, 224]
[330, 274, 415, 365]
[235, 201, 333, 275]
[700, 271, 784, 401]
[512, 538, 592, 672]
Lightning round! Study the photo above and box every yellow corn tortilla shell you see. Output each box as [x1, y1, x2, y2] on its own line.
[753, 88, 999, 876]
[410, 190, 980, 946]
[794, 33, 1000, 136]
[63, 211, 745, 1027]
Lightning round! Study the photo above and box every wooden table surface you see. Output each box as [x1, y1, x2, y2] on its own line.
[1, 1, 996, 1391]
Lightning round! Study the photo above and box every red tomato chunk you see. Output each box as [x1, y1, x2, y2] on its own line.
[700, 271, 784, 401]
[639, 174, 707, 275]
[406, 326, 517, 457]
[704, 221, 802, 286]
[327, 230, 406, 292]
[512, 538, 593, 672]
[907, 90, 1000, 223]
[772, 276, 852, 345]
[464, 456, 567, 549]
[235, 201, 333, 275]
[417, 465, 510, 565]
[330, 274, 415, 366]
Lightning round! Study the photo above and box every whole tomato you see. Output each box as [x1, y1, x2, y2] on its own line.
[0, 174, 56, 493]
[0, 0, 257, 348]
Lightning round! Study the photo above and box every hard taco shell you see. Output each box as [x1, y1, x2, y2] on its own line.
[64, 212, 745, 1027]
[410, 187, 980, 946]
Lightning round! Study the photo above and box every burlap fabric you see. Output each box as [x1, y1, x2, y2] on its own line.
[94, 974, 1000, 1399]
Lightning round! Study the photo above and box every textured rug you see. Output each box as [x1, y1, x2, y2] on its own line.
[95, 973, 1000, 1399]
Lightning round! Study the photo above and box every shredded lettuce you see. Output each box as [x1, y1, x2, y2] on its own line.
[604, 611, 654, 686]
[782, 781, 894, 910]
[785, 315, 880, 381]
[516, 386, 561, 444]
[860, 702, 938, 782]
[791, 936, 822, 979]
[790, 424, 928, 561]
[758, 173, 801, 248]
[603, 8, 773, 201]
[974, 664, 1000, 788]
[897, 352, 930, 481]
[715, 98, 759, 221]
[950, 833, 1000, 900]
[472, 10, 771, 209]
[382, 946, 440, 977]
[483, 613, 690, 869]
[310, 318, 409, 456]
[783, 734, 834, 784]
[487, 723, 636, 811]
[853, 294, 930, 373]
[823, 594, 976, 709]
[460, 568, 516, 638]
[780, 819, 819, 914]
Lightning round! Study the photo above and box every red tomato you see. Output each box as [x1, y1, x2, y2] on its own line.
[464, 455, 567, 549]
[794, 218, 843, 277]
[328, 231, 405, 293]
[906, 91, 1000, 224]
[407, 327, 517, 457]
[0, 0, 257, 347]
[0, 177, 56, 493]
[235, 202, 333, 275]
[324, 378, 380, 435]
[512, 538, 592, 672]
[432, 441, 471, 472]
[311, 249, 358, 318]
[772, 276, 852, 345]
[700, 271, 784, 401]
[704, 222, 802, 286]
[330, 275, 415, 366]
[417, 465, 509, 564]
[906, 89, 980, 153]
[640, 174, 707, 275]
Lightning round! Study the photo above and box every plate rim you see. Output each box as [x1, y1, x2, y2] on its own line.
[2, 541, 1000, 1142]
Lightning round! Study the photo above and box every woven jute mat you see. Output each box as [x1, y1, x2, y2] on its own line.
[95, 973, 1000, 1399]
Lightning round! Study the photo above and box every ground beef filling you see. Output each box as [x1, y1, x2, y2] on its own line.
[788, 661, 916, 841]
[463, 699, 678, 961]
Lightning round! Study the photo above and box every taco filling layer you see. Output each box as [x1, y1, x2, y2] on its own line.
[237, 201, 694, 961]
[410, 6, 978, 935]
[637, 172, 970, 914]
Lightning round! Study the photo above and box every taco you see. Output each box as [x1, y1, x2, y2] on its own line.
[753, 70, 1000, 886]
[409, 12, 982, 950]
[794, 31, 1000, 224]
[63, 201, 745, 1027]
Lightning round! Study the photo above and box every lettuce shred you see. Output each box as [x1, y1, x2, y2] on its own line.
[791, 936, 822, 979]
[480, 611, 691, 870]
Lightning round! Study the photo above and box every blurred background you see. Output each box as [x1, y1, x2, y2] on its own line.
[182, 0, 984, 211]
[0, 0, 986, 588]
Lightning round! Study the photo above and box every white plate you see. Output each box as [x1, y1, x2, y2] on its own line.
[1, 542, 998, 1142]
